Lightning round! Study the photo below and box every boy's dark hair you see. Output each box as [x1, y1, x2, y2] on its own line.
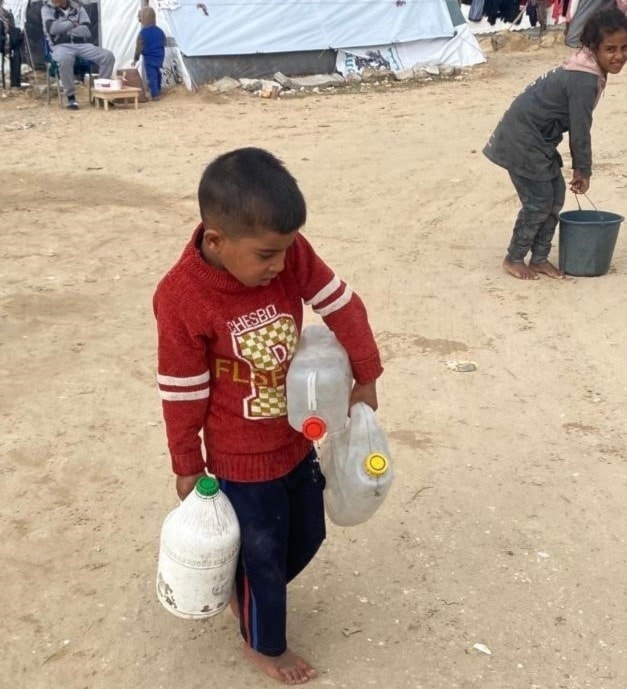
[580, 6, 627, 50]
[198, 147, 307, 237]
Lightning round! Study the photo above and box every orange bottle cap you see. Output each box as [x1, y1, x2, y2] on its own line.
[302, 416, 326, 441]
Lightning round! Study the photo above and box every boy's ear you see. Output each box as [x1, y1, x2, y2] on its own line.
[202, 227, 226, 253]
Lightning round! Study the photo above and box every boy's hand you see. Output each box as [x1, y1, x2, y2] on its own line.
[176, 473, 205, 501]
[570, 171, 590, 194]
[349, 380, 378, 412]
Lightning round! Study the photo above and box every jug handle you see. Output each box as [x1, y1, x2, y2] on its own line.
[307, 371, 317, 411]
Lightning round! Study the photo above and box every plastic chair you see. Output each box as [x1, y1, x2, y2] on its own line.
[44, 41, 94, 106]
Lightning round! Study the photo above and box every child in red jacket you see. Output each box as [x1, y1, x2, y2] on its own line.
[153, 147, 383, 684]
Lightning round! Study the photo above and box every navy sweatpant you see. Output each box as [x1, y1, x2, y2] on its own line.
[219, 450, 326, 656]
[144, 57, 162, 98]
[507, 170, 566, 264]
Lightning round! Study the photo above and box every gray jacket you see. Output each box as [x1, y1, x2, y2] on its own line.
[483, 68, 598, 181]
[41, 0, 92, 46]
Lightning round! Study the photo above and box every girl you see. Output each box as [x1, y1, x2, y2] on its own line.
[132, 6, 166, 101]
[483, 7, 627, 280]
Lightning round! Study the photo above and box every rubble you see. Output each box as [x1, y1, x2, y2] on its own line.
[273, 71, 346, 89]
[207, 76, 240, 94]
[239, 78, 262, 92]
[203, 64, 469, 100]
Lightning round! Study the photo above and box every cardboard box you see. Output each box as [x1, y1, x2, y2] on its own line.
[93, 78, 122, 90]
[117, 68, 149, 102]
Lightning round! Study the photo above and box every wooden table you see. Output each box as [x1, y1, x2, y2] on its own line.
[91, 86, 142, 111]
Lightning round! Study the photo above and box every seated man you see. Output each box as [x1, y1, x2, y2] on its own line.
[41, 0, 115, 109]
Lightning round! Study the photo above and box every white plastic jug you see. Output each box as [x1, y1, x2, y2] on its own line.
[286, 324, 353, 441]
[156, 476, 240, 619]
[320, 402, 393, 526]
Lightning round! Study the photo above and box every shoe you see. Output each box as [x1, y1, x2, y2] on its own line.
[67, 98, 79, 110]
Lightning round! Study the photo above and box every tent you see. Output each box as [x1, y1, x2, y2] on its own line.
[336, 1, 485, 77]
[12, 0, 485, 91]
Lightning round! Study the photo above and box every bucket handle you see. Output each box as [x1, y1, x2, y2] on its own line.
[574, 193, 604, 222]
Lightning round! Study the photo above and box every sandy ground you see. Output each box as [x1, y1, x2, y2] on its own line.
[2, 35, 627, 689]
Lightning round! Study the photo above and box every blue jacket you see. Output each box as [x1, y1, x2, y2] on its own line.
[135, 25, 165, 64]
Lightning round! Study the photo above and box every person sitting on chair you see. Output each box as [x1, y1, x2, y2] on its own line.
[41, 0, 115, 109]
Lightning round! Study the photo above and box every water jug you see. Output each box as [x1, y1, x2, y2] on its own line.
[156, 476, 240, 619]
[320, 402, 393, 526]
[286, 324, 353, 441]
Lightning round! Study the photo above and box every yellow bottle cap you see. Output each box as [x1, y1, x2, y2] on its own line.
[364, 453, 388, 477]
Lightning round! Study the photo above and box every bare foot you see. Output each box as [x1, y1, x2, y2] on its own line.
[529, 261, 565, 279]
[502, 258, 539, 280]
[243, 644, 317, 685]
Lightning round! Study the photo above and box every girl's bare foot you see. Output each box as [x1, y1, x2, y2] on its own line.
[529, 261, 565, 279]
[243, 644, 317, 685]
[502, 258, 539, 280]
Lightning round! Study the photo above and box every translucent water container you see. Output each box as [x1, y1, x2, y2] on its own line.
[286, 324, 353, 441]
[156, 476, 240, 619]
[320, 402, 393, 526]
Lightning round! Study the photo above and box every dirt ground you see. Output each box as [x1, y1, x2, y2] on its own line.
[2, 36, 627, 689]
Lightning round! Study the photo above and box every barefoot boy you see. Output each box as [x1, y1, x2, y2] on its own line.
[153, 148, 383, 684]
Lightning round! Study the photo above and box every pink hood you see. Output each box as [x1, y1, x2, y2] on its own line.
[563, 48, 606, 107]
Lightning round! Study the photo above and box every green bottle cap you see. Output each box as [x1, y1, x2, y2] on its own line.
[195, 476, 219, 497]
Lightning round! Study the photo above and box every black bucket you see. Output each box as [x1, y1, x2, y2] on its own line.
[558, 209, 624, 277]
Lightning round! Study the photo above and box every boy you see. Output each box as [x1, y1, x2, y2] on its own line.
[131, 6, 165, 101]
[153, 148, 383, 684]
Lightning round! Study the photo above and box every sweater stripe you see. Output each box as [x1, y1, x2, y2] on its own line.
[250, 584, 259, 650]
[157, 371, 210, 386]
[159, 388, 209, 402]
[305, 275, 341, 306]
[314, 286, 354, 317]
[242, 573, 252, 644]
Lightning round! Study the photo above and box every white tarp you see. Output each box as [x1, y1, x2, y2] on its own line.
[160, 0, 454, 57]
[336, 22, 485, 75]
[99, 0, 138, 68]
[5, 0, 24, 25]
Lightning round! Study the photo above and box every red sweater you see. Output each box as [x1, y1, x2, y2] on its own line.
[153, 225, 383, 482]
